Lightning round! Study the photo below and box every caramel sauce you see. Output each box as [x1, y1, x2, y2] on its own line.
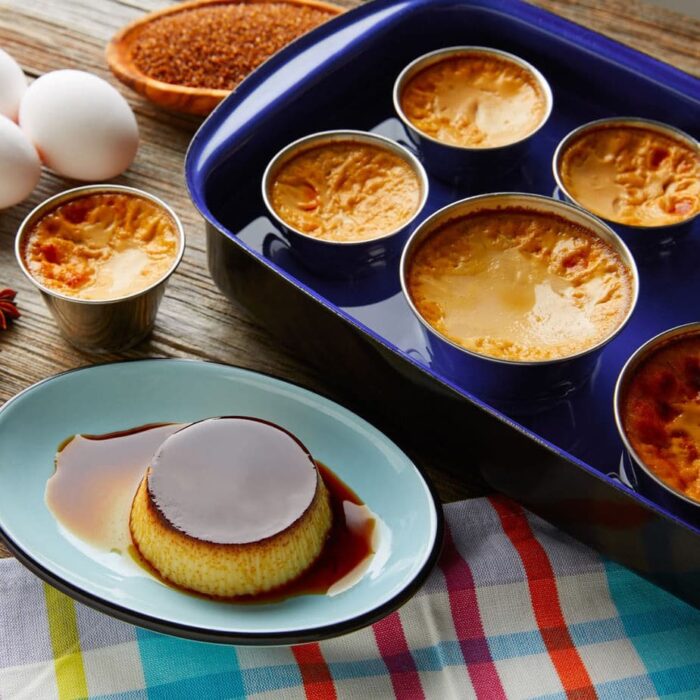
[146, 417, 320, 544]
[46, 423, 184, 551]
[46, 423, 377, 602]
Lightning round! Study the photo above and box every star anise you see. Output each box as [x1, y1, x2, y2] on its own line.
[0, 289, 20, 330]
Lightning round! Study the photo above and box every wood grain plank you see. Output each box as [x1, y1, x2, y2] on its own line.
[531, 0, 700, 76]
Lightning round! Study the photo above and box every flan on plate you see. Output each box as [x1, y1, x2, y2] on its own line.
[129, 416, 332, 598]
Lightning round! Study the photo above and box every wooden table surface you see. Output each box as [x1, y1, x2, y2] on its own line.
[0, 0, 698, 561]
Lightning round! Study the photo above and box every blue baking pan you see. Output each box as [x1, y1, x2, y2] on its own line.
[186, 0, 700, 606]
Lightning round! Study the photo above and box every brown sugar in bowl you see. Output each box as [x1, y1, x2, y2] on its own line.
[106, 0, 344, 116]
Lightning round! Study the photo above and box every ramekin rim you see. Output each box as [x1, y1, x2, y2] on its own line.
[392, 45, 554, 152]
[261, 129, 430, 247]
[399, 191, 639, 367]
[613, 321, 700, 509]
[552, 116, 700, 231]
[15, 184, 186, 306]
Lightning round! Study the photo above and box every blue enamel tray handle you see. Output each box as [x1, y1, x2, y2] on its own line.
[552, 116, 700, 246]
[186, 0, 700, 607]
[399, 193, 639, 413]
[393, 45, 553, 187]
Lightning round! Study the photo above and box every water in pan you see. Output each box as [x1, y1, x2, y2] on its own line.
[204, 6, 699, 487]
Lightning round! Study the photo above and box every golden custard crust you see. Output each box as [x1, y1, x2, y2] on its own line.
[622, 335, 700, 501]
[270, 142, 421, 242]
[400, 55, 546, 148]
[408, 209, 633, 361]
[560, 126, 700, 227]
[130, 469, 332, 598]
[128, 416, 333, 598]
[23, 193, 178, 300]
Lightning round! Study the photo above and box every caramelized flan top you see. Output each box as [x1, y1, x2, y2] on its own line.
[622, 333, 700, 501]
[269, 141, 422, 242]
[400, 54, 547, 148]
[559, 125, 700, 227]
[23, 193, 179, 300]
[407, 208, 633, 361]
[147, 417, 320, 544]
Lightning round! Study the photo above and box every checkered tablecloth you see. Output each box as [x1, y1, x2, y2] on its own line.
[1, 496, 699, 699]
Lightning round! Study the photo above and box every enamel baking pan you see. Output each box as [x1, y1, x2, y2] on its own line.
[186, 0, 700, 606]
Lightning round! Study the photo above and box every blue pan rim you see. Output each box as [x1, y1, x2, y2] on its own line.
[184, 0, 700, 537]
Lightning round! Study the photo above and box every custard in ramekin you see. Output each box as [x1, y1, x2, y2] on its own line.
[263, 130, 428, 276]
[16, 185, 184, 352]
[554, 117, 699, 239]
[615, 324, 700, 508]
[22, 191, 179, 301]
[394, 47, 552, 185]
[401, 193, 638, 408]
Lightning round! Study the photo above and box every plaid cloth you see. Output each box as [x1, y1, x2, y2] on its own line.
[1, 496, 699, 700]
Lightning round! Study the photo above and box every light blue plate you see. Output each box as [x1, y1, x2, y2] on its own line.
[0, 360, 442, 645]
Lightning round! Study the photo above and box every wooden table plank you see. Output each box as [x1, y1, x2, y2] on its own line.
[0, 0, 697, 561]
[532, 0, 699, 77]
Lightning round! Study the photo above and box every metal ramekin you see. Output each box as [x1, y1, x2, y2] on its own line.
[400, 193, 639, 413]
[553, 117, 700, 245]
[614, 322, 700, 515]
[16, 184, 185, 353]
[262, 130, 429, 277]
[393, 47, 553, 187]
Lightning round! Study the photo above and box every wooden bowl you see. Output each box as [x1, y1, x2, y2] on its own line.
[106, 0, 344, 116]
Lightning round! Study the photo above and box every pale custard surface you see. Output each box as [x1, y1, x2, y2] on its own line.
[560, 126, 700, 227]
[400, 55, 546, 148]
[270, 142, 421, 242]
[408, 210, 632, 361]
[25, 193, 178, 300]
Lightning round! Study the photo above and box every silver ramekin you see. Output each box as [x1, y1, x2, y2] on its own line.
[553, 117, 700, 242]
[393, 47, 553, 186]
[400, 193, 639, 411]
[16, 184, 185, 353]
[614, 322, 700, 510]
[262, 130, 429, 277]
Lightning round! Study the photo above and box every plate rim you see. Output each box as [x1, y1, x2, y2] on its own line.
[0, 358, 444, 646]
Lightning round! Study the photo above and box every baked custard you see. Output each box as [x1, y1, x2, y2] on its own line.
[621, 333, 700, 502]
[129, 417, 333, 598]
[407, 208, 633, 361]
[559, 125, 700, 227]
[22, 193, 179, 300]
[47, 421, 377, 602]
[400, 53, 547, 148]
[269, 141, 422, 242]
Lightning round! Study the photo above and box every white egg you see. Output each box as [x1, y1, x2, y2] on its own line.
[0, 115, 41, 208]
[0, 48, 27, 121]
[20, 70, 139, 181]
